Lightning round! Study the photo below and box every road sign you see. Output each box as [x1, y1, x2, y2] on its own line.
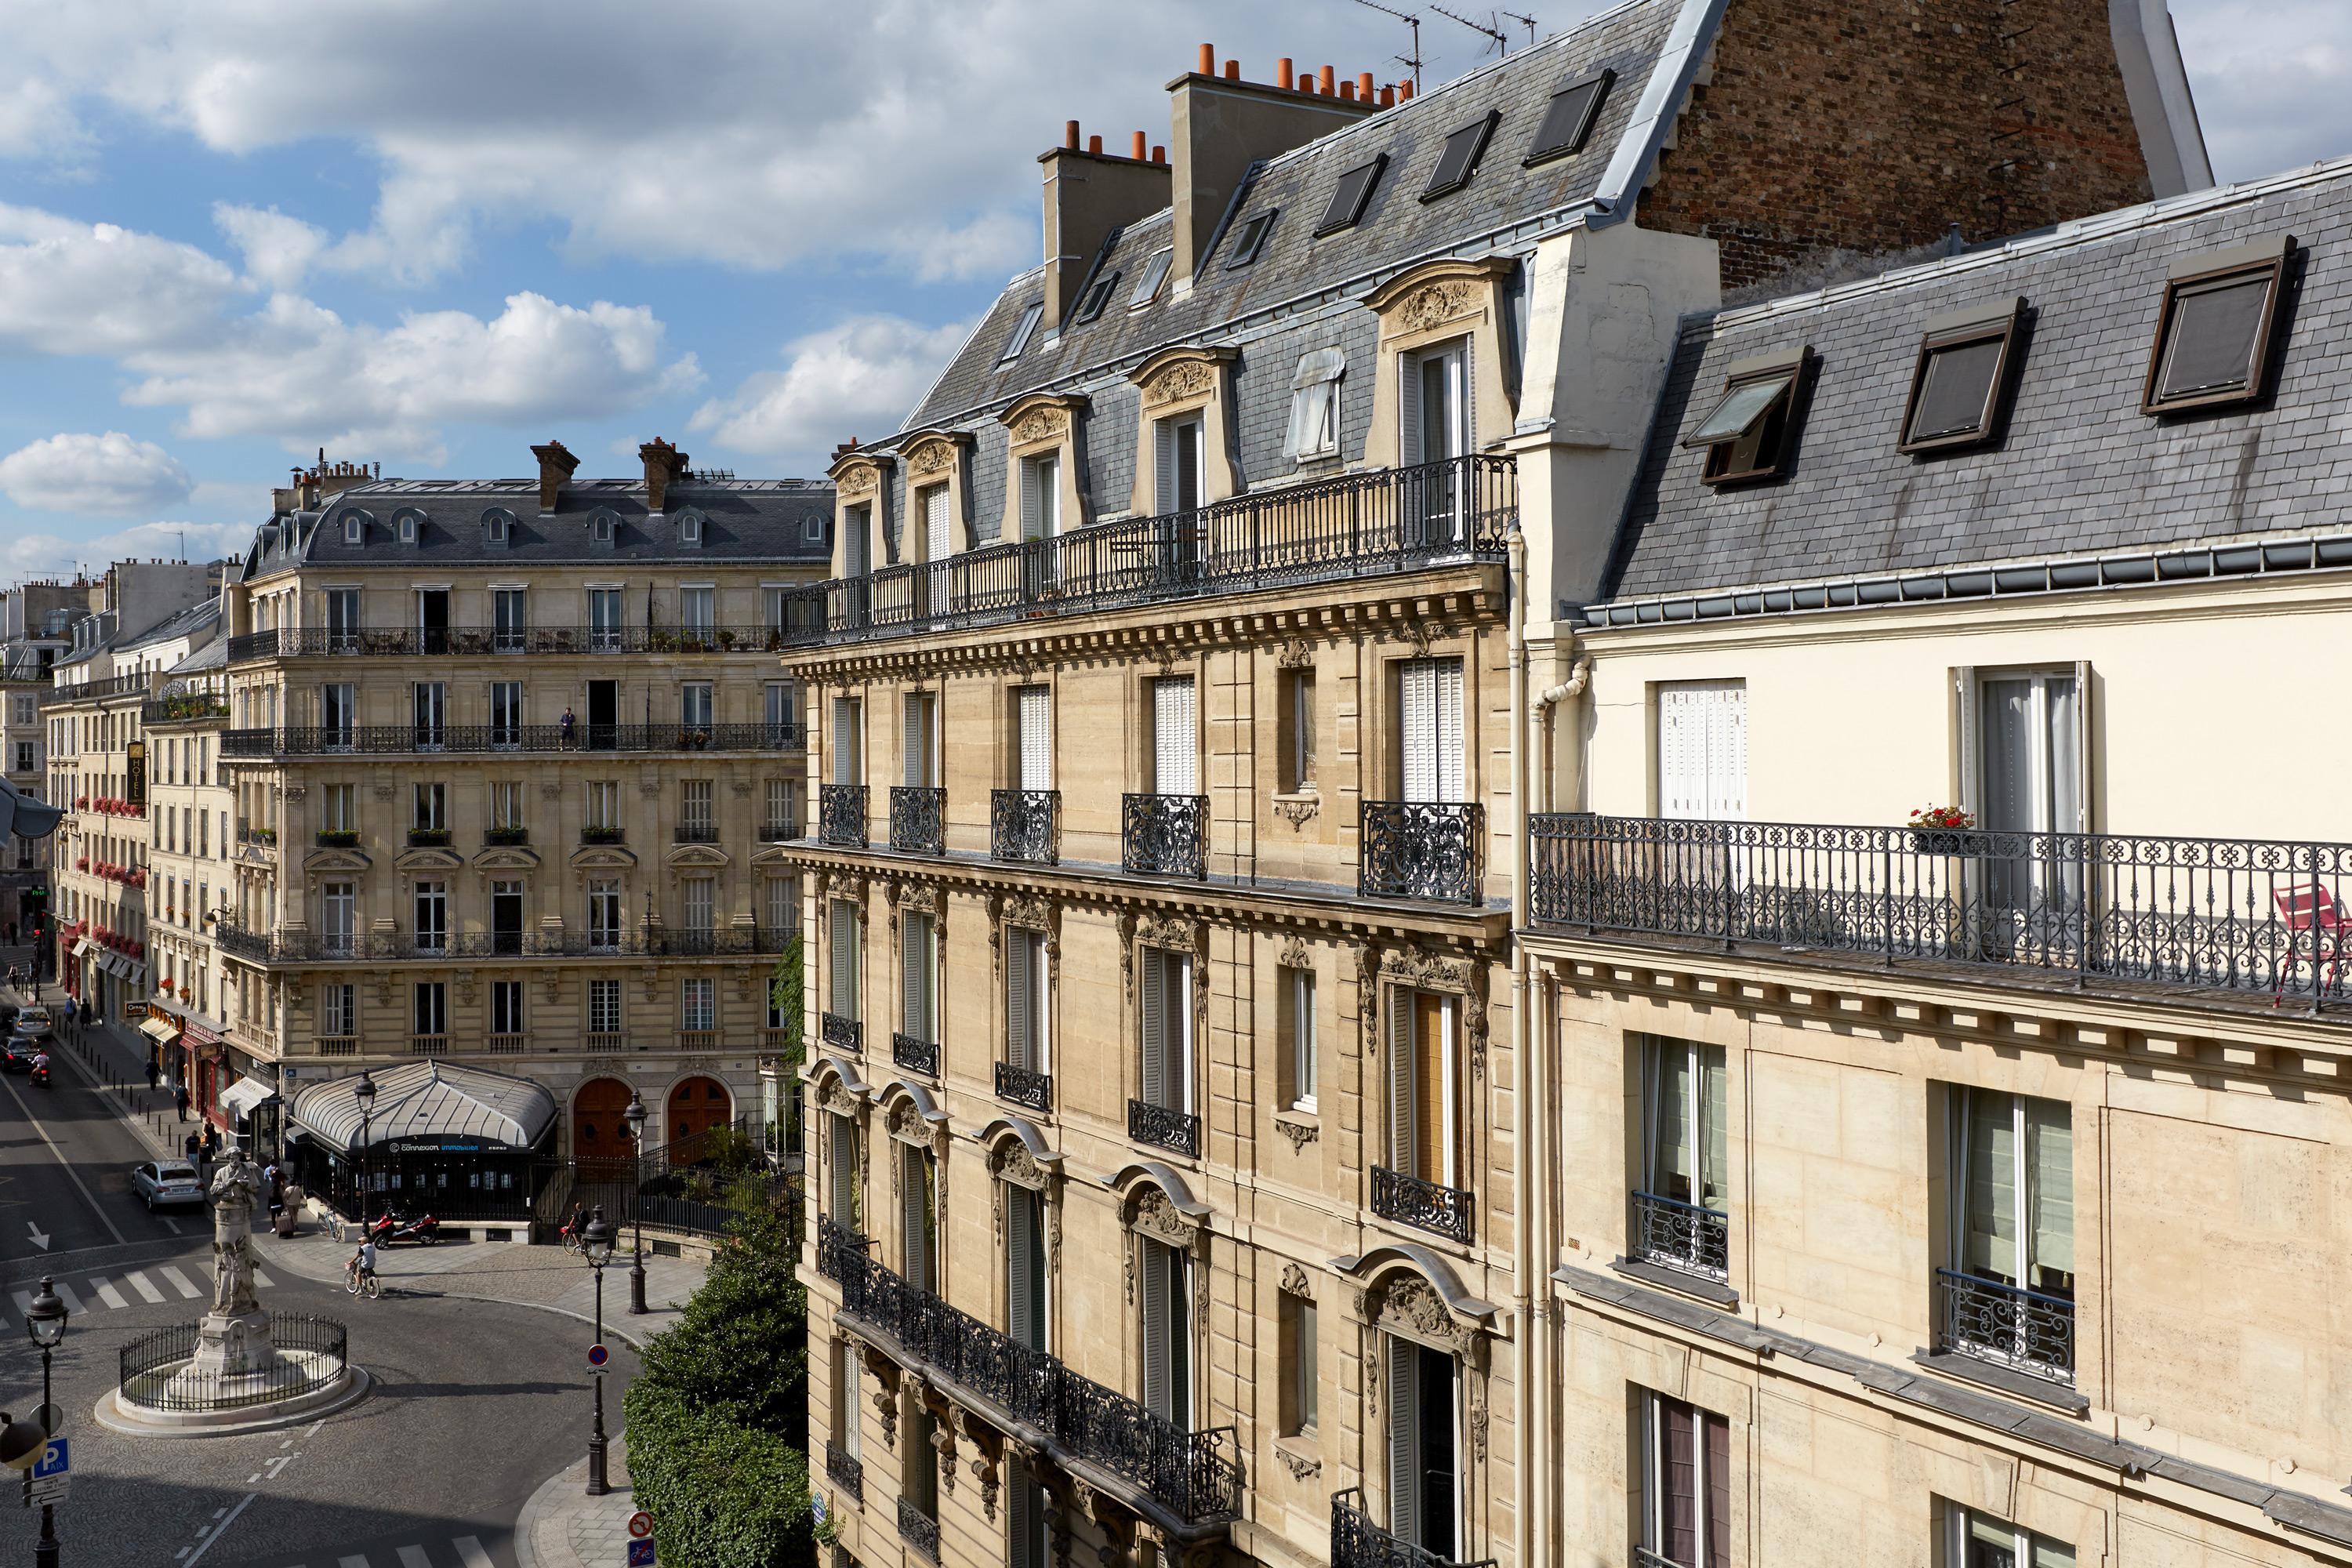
[811, 1492, 829, 1527]
[26, 1475, 64, 1506]
[29, 1440, 64, 1479]
[628, 1512, 653, 1540]
[626, 1540, 655, 1566]
[586, 1342, 610, 1370]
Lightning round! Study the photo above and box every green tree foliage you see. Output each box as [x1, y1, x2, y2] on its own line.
[625, 1386, 811, 1568]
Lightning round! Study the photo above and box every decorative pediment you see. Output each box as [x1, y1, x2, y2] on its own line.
[1381, 944, 1475, 994]
[889, 880, 942, 917]
[1363, 256, 1516, 339]
[988, 1137, 1050, 1192]
[567, 844, 638, 882]
[829, 447, 891, 497]
[750, 844, 803, 869]
[999, 393, 1088, 451]
[394, 846, 464, 873]
[1135, 912, 1204, 957]
[302, 848, 372, 876]
[1131, 347, 1235, 409]
[899, 430, 973, 480]
[1364, 1271, 1478, 1356]
[470, 847, 543, 873]
[662, 843, 731, 871]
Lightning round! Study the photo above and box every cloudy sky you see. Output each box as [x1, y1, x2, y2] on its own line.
[0, 0, 2335, 578]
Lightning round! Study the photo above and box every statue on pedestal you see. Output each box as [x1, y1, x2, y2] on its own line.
[183, 1145, 276, 1382]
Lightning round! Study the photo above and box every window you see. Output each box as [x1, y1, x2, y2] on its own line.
[321, 983, 354, 1039]
[412, 782, 445, 831]
[831, 697, 862, 785]
[679, 511, 703, 547]
[1947, 1504, 2075, 1568]
[764, 778, 797, 837]
[1638, 1390, 1728, 1568]
[588, 880, 623, 951]
[486, 510, 511, 545]
[343, 515, 362, 544]
[1138, 946, 1192, 1116]
[1138, 1237, 1191, 1428]
[1282, 1293, 1318, 1436]
[999, 300, 1045, 364]
[918, 482, 952, 564]
[586, 780, 618, 830]
[413, 880, 448, 953]
[681, 684, 713, 731]
[829, 901, 862, 1021]
[1524, 68, 1615, 165]
[488, 588, 526, 652]
[900, 691, 937, 789]
[680, 586, 714, 633]
[1150, 675, 1197, 794]
[321, 682, 357, 748]
[1900, 298, 2024, 452]
[1316, 154, 1388, 236]
[1014, 685, 1051, 790]
[828, 1114, 860, 1224]
[1005, 927, 1047, 1074]
[591, 513, 615, 546]
[682, 977, 716, 1032]
[413, 981, 447, 1040]
[1283, 349, 1345, 462]
[1224, 209, 1278, 269]
[1422, 111, 1499, 200]
[1946, 1087, 2074, 1374]
[1017, 454, 1059, 541]
[842, 505, 870, 578]
[1971, 667, 2086, 912]
[412, 681, 448, 746]
[397, 514, 418, 544]
[681, 779, 713, 837]
[490, 980, 525, 1037]
[1386, 1337, 1459, 1556]
[1657, 681, 1746, 822]
[323, 783, 355, 834]
[588, 587, 624, 652]
[1279, 668, 1316, 793]
[684, 876, 715, 935]
[321, 881, 355, 956]
[1399, 338, 1471, 470]
[1639, 1036, 1729, 1279]
[900, 1141, 937, 1290]
[1283, 967, 1317, 1111]
[764, 874, 797, 937]
[1073, 270, 1121, 325]
[1397, 658, 1465, 804]
[489, 681, 523, 748]
[765, 681, 797, 741]
[1152, 413, 1206, 515]
[1386, 987, 1458, 1188]
[1683, 350, 1807, 485]
[900, 909, 938, 1047]
[589, 978, 622, 1035]
[1006, 1181, 1047, 1352]
[1131, 246, 1174, 307]
[2141, 237, 2292, 415]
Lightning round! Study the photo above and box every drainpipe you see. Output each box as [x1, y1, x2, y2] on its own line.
[1504, 521, 1539, 1568]
[1533, 640, 1592, 814]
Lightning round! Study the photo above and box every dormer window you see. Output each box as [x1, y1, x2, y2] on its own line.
[343, 516, 362, 545]
[1684, 348, 1809, 486]
[1225, 210, 1278, 270]
[395, 510, 419, 545]
[484, 508, 514, 546]
[1900, 298, 2024, 454]
[590, 510, 616, 547]
[999, 302, 1044, 365]
[1131, 248, 1174, 307]
[2141, 236, 2293, 416]
[678, 510, 705, 548]
[1316, 155, 1388, 237]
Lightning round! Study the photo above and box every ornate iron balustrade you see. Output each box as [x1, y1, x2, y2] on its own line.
[896, 1497, 938, 1563]
[766, 455, 1512, 651]
[822, 1012, 863, 1051]
[1531, 814, 2352, 1014]
[42, 672, 151, 705]
[227, 623, 796, 662]
[1370, 1166, 1474, 1245]
[407, 828, 451, 847]
[1127, 1098, 1200, 1157]
[203, 924, 796, 964]
[995, 1062, 1052, 1112]
[815, 1218, 1241, 1525]
[484, 826, 528, 846]
[1331, 1487, 1497, 1568]
[891, 786, 946, 855]
[894, 1033, 940, 1075]
[1123, 793, 1207, 879]
[219, 722, 803, 758]
[580, 826, 625, 845]
[314, 829, 360, 848]
[825, 1440, 864, 1503]
[991, 789, 1059, 866]
[1360, 800, 1485, 906]
[673, 823, 718, 844]
[819, 785, 868, 848]
[1632, 1190, 1729, 1281]
[757, 820, 799, 843]
[1933, 1268, 2075, 1385]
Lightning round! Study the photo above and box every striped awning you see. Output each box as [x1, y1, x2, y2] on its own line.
[289, 1059, 557, 1154]
[138, 1016, 180, 1044]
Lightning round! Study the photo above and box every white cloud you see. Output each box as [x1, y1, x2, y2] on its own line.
[2175, 1, 2352, 181]
[212, 203, 328, 289]
[0, 519, 249, 578]
[691, 314, 971, 462]
[0, 202, 244, 357]
[0, 431, 193, 514]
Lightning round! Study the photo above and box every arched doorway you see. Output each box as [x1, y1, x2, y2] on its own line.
[573, 1077, 635, 1175]
[666, 1076, 732, 1166]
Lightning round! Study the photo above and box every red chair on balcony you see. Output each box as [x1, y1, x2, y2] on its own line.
[2273, 881, 2348, 1005]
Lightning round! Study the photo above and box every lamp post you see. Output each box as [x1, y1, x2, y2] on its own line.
[27, 1275, 66, 1568]
[623, 1092, 648, 1315]
[582, 1206, 615, 1496]
[353, 1069, 376, 1228]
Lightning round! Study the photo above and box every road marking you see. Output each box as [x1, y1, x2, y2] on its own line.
[52, 1281, 85, 1316]
[181, 1490, 256, 1568]
[89, 1278, 125, 1309]
[0, 1072, 125, 1246]
[159, 1265, 201, 1298]
[263, 1453, 292, 1480]
[245, 1472, 260, 1485]
[254, 1268, 277, 1288]
[162, 1217, 183, 1234]
[339, 1555, 371, 1568]
[25, 1221, 48, 1250]
[397, 1548, 431, 1568]
[9, 1292, 30, 1319]
[455, 1538, 495, 1568]
[125, 1270, 165, 1303]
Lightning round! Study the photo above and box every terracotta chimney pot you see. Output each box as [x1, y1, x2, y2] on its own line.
[1198, 43, 1214, 75]
[1276, 57, 1294, 89]
[1087, 134, 1102, 154]
[1152, 144, 1165, 164]
[1223, 60, 1239, 79]
[1065, 119, 1080, 149]
[1319, 64, 1336, 94]
[1132, 130, 1148, 159]
[1359, 71, 1376, 99]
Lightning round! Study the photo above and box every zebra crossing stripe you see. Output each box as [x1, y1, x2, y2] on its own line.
[51, 1282, 85, 1316]
[91, 1278, 128, 1309]
[159, 1265, 202, 1298]
[9, 1292, 30, 1320]
[125, 1270, 166, 1303]
[454, 1539, 495, 1568]
[397, 1548, 431, 1568]
[254, 1269, 278, 1289]
[339, 1555, 370, 1568]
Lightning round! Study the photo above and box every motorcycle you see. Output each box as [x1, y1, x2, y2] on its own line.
[369, 1209, 439, 1247]
[28, 1062, 48, 1088]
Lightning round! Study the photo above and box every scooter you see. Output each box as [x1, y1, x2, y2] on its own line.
[28, 1062, 49, 1088]
[388, 1211, 440, 1246]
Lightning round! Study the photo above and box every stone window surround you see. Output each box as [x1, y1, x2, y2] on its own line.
[996, 394, 1091, 544]
[895, 432, 975, 566]
[1126, 347, 1240, 518]
[1361, 256, 1521, 470]
[1367, 629, 1485, 805]
[826, 450, 895, 578]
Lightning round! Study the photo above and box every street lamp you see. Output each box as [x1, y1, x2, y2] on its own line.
[26, 1275, 66, 1568]
[582, 1206, 616, 1496]
[353, 1069, 376, 1227]
[623, 1091, 648, 1316]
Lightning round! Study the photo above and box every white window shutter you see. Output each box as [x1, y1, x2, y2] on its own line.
[1388, 988, 1417, 1173]
[1018, 687, 1052, 791]
[1139, 948, 1164, 1107]
[1708, 685, 1747, 822]
[1140, 1239, 1171, 1419]
[1388, 1338, 1422, 1542]
[1170, 953, 1192, 1111]
[1154, 419, 1178, 515]
[903, 693, 927, 788]
[1399, 351, 1425, 467]
[1019, 459, 1042, 542]
[842, 1340, 863, 1457]
[829, 902, 854, 1016]
[1401, 661, 1436, 804]
[832, 698, 858, 786]
[1436, 659, 1465, 804]
[1006, 927, 1032, 1071]
[830, 1115, 855, 1220]
[926, 483, 951, 561]
[2067, 660, 2092, 834]
[1154, 677, 1197, 794]
[1461, 336, 1475, 451]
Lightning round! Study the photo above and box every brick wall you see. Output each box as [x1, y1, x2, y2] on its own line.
[1638, 0, 2158, 292]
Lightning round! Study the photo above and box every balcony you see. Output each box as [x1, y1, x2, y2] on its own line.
[220, 722, 803, 759]
[673, 823, 718, 845]
[42, 672, 151, 705]
[314, 1036, 358, 1057]
[485, 1034, 526, 1054]
[1359, 801, 1484, 906]
[818, 785, 867, 848]
[236, 822, 278, 848]
[756, 819, 799, 844]
[824, 1440, 863, 1504]
[226, 624, 798, 662]
[1630, 1190, 1729, 1283]
[822, 1012, 863, 1052]
[580, 826, 625, 846]
[1123, 793, 1207, 880]
[896, 1497, 938, 1563]
[991, 789, 1059, 866]
[1370, 1166, 1473, 1246]
[202, 925, 800, 964]
[1531, 814, 2352, 1014]
[890, 786, 946, 856]
[995, 1062, 1052, 1112]
[893, 1033, 939, 1076]
[1933, 1267, 2075, 1386]
[1127, 1098, 1199, 1157]
[817, 1218, 1241, 1528]
[484, 826, 528, 847]
[411, 1036, 448, 1056]
[1331, 1488, 1495, 1568]
[140, 695, 227, 726]
[407, 828, 452, 848]
[679, 1029, 719, 1052]
[314, 829, 361, 848]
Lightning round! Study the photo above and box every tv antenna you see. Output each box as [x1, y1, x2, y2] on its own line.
[1431, 2, 1511, 54]
[1502, 9, 1539, 45]
[1349, 0, 1424, 90]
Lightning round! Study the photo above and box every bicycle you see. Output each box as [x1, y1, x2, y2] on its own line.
[323, 1210, 347, 1243]
[344, 1261, 380, 1299]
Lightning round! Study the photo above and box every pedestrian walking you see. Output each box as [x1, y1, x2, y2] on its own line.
[201, 1124, 220, 1163]
[59, 995, 74, 1033]
[174, 1082, 191, 1123]
[183, 1130, 201, 1167]
[146, 1058, 162, 1091]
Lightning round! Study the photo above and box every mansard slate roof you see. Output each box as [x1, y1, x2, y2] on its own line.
[241, 477, 835, 578]
[1599, 158, 2352, 608]
[898, 0, 1684, 432]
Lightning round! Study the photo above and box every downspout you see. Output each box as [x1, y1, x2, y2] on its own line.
[1505, 521, 1537, 1568]
[1534, 641, 1593, 814]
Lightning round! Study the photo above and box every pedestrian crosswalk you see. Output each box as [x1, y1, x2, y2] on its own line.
[2, 1265, 278, 1325]
[279, 1537, 496, 1568]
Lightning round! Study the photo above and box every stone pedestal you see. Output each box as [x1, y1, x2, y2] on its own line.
[178, 1149, 279, 1385]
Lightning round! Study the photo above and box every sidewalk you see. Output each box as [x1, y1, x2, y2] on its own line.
[12, 980, 185, 1161]
[515, 1438, 641, 1568]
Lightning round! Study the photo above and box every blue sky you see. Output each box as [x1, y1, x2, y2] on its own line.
[0, 0, 2336, 579]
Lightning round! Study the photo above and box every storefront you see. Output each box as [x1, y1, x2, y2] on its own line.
[217, 1076, 283, 1162]
[288, 1060, 557, 1221]
[136, 1007, 180, 1071]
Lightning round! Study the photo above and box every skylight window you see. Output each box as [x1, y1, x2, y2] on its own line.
[1073, 270, 1120, 325]
[1423, 111, 1500, 201]
[1524, 68, 1615, 165]
[1683, 349, 1808, 486]
[1225, 209, 1278, 269]
[1899, 298, 2024, 454]
[2141, 237, 2292, 415]
[1131, 248, 1175, 307]
[998, 301, 1045, 365]
[1315, 154, 1388, 237]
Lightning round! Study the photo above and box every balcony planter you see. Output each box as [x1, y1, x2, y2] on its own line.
[314, 829, 360, 848]
[1907, 806, 1978, 856]
[483, 826, 529, 846]
[580, 826, 625, 845]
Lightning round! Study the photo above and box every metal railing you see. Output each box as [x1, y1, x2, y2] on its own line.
[891, 786, 946, 855]
[227, 624, 799, 662]
[822, 1012, 863, 1051]
[140, 696, 227, 725]
[1331, 1488, 1496, 1568]
[825, 1440, 864, 1503]
[672, 823, 718, 844]
[1933, 1268, 2075, 1385]
[1631, 1190, 1729, 1282]
[43, 672, 151, 705]
[897, 1497, 938, 1563]
[995, 1062, 1052, 1112]
[992, 789, 1059, 866]
[819, 785, 867, 848]
[1531, 814, 2352, 1014]
[1123, 793, 1207, 879]
[818, 1218, 1241, 1524]
[220, 722, 803, 758]
[119, 1314, 348, 1412]
[1127, 1098, 1200, 1157]
[1360, 800, 1485, 906]
[407, 828, 451, 847]
[894, 1033, 940, 1076]
[207, 924, 798, 963]
[757, 820, 799, 843]
[581, 826, 625, 845]
[314, 829, 361, 848]
[484, 826, 529, 847]
[1370, 1166, 1474, 1245]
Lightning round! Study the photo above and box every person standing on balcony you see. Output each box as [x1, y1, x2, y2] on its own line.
[560, 706, 577, 750]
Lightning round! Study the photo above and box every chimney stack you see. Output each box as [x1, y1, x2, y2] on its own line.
[1040, 107, 1172, 328]
[639, 437, 689, 514]
[531, 440, 579, 515]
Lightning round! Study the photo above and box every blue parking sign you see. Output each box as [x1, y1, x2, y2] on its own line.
[31, 1440, 65, 1479]
[626, 1541, 656, 1566]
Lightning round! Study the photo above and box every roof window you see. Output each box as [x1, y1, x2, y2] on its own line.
[394, 509, 422, 545]
[1684, 348, 1809, 486]
[998, 301, 1045, 365]
[1225, 209, 1278, 269]
[1073, 270, 1121, 325]
[1130, 247, 1174, 307]
[1423, 111, 1500, 201]
[1899, 297, 2024, 454]
[483, 507, 514, 545]
[1315, 154, 1388, 237]
[342, 515, 362, 545]
[1524, 68, 1615, 165]
[678, 509, 705, 548]
[2141, 236, 2293, 415]
[590, 510, 616, 547]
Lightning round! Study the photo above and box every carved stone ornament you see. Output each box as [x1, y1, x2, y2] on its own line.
[1370, 1271, 1472, 1355]
[989, 1138, 1049, 1192]
[1278, 935, 1310, 971]
[906, 440, 957, 478]
[816, 1075, 858, 1116]
[1002, 892, 1054, 937]
[1276, 637, 1315, 670]
[1276, 1116, 1319, 1152]
[837, 464, 879, 498]
[930, 1421, 956, 1495]
[1468, 1378, 1490, 1461]
[1396, 278, 1479, 335]
[1273, 795, 1319, 831]
[1127, 1186, 1199, 1250]
[971, 1454, 1000, 1521]
[1010, 406, 1068, 447]
[887, 1098, 930, 1145]
[1143, 358, 1217, 407]
[892, 881, 942, 917]
[1135, 913, 1202, 957]
[1383, 946, 1472, 994]
[1275, 1443, 1323, 1482]
[1280, 1262, 1313, 1299]
[1355, 945, 1380, 1044]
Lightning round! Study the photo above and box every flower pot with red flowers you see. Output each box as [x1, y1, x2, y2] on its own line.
[1907, 805, 1981, 856]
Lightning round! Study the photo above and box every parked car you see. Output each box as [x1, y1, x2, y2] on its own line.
[0, 1038, 38, 1074]
[12, 1005, 52, 1040]
[130, 1160, 205, 1210]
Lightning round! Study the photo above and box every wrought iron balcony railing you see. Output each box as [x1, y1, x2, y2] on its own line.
[580, 826, 625, 845]
[484, 826, 528, 847]
[991, 789, 1059, 866]
[890, 786, 946, 855]
[1370, 1166, 1474, 1245]
[822, 1012, 863, 1051]
[1933, 1267, 2075, 1385]
[1360, 800, 1485, 906]
[205, 924, 798, 964]
[825, 1440, 863, 1503]
[1631, 1189, 1729, 1282]
[995, 1062, 1052, 1112]
[817, 1218, 1241, 1526]
[314, 829, 360, 848]
[893, 1033, 940, 1076]
[408, 827, 451, 848]
[1123, 793, 1207, 879]
[1531, 813, 2352, 1014]
[42, 672, 151, 705]
[673, 823, 718, 844]
[220, 722, 803, 758]
[1127, 1098, 1200, 1158]
[896, 1497, 938, 1563]
[770, 455, 1512, 651]
[1331, 1487, 1497, 1568]
[818, 785, 867, 848]
[226, 623, 799, 662]
[757, 819, 799, 843]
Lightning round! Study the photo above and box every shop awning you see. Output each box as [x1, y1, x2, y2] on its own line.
[217, 1077, 278, 1120]
[138, 1016, 180, 1045]
[69, 938, 91, 959]
[289, 1059, 557, 1155]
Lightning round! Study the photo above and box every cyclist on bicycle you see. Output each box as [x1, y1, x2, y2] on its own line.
[350, 1236, 378, 1291]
